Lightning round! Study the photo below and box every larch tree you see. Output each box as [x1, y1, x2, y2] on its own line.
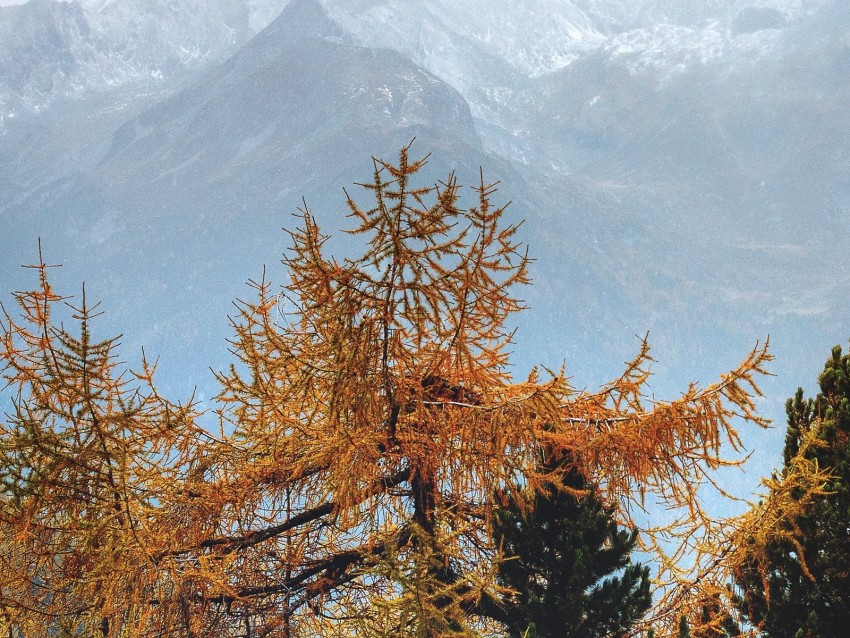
[1, 146, 783, 638]
[0, 265, 204, 637]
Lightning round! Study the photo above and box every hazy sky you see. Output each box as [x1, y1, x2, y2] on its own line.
[0, 0, 28, 5]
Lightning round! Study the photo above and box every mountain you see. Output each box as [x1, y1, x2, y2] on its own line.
[2, 0, 849, 484]
[1, 0, 521, 399]
[515, 0, 850, 315]
[321, 0, 607, 135]
[0, 0, 289, 120]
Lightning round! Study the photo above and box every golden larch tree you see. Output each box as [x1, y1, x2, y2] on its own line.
[0, 146, 792, 637]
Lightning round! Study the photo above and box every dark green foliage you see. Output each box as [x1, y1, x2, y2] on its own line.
[481, 452, 651, 638]
[678, 616, 692, 638]
[691, 591, 741, 638]
[733, 344, 850, 638]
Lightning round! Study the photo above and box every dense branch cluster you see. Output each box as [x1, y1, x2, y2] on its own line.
[0, 147, 800, 637]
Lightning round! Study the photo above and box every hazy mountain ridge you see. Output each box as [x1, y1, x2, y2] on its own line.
[323, 0, 828, 80]
[0, 0, 831, 128]
[3, 0, 845, 327]
[317, 0, 837, 159]
[2, 0, 849, 481]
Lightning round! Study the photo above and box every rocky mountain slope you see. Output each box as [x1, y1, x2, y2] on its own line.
[0, 0, 288, 118]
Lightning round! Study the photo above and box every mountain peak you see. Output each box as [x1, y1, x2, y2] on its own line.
[267, 0, 351, 42]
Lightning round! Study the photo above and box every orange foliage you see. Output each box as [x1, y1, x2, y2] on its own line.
[0, 147, 789, 637]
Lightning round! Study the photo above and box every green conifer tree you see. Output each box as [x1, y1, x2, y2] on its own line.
[480, 450, 651, 638]
[733, 344, 850, 638]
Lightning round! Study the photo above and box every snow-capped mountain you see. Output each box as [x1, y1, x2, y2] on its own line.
[324, 0, 606, 80]
[314, 0, 838, 151]
[322, 0, 830, 82]
[0, 0, 834, 125]
[0, 0, 288, 117]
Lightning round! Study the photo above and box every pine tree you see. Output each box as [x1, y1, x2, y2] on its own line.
[732, 344, 850, 638]
[480, 449, 651, 638]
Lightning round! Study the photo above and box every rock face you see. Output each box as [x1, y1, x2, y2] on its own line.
[732, 7, 787, 35]
[0, 0, 289, 116]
